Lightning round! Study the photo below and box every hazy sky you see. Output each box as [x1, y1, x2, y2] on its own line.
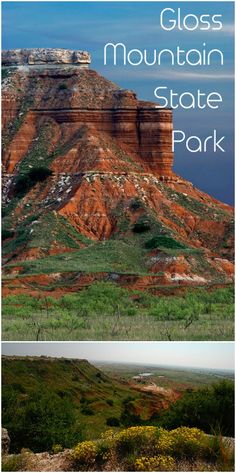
[2, 342, 234, 370]
[2, 1, 234, 204]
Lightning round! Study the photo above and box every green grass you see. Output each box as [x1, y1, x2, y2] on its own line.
[2, 213, 91, 256]
[14, 166, 52, 198]
[2, 284, 234, 341]
[7, 240, 147, 275]
[164, 187, 231, 220]
[17, 120, 55, 174]
[27, 213, 91, 251]
[145, 236, 187, 250]
[2, 312, 233, 341]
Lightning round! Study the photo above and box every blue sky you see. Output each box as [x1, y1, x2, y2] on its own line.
[2, 1, 234, 204]
[2, 342, 234, 370]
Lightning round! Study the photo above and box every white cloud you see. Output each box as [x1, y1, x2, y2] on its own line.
[102, 67, 234, 82]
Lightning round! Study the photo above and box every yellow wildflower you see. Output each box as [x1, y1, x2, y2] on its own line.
[72, 440, 97, 464]
[135, 454, 176, 471]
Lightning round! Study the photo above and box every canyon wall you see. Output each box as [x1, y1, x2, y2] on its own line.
[29, 107, 173, 176]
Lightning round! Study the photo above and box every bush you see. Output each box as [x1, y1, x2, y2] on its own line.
[72, 440, 97, 467]
[28, 167, 53, 182]
[120, 399, 142, 426]
[60, 282, 137, 316]
[145, 236, 186, 250]
[169, 427, 206, 459]
[14, 167, 52, 197]
[106, 416, 120, 427]
[133, 217, 151, 233]
[2, 386, 83, 452]
[81, 405, 94, 416]
[115, 426, 157, 454]
[2, 229, 14, 240]
[106, 399, 114, 406]
[52, 444, 63, 454]
[58, 83, 68, 90]
[130, 198, 143, 211]
[160, 381, 234, 436]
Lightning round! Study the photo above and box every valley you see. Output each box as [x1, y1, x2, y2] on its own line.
[97, 361, 234, 389]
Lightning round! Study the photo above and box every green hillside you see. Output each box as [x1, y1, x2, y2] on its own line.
[2, 356, 157, 453]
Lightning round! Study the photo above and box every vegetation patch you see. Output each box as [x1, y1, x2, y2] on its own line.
[17, 121, 55, 174]
[2, 98, 34, 150]
[58, 82, 68, 90]
[72, 425, 234, 471]
[2, 214, 40, 256]
[132, 216, 151, 233]
[2, 285, 234, 341]
[164, 187, 230, 220]
[160, 380, 234, 437]
[2, 229, 15, 241]
[14, 166, 53, 198]
[130, 198, 144, 212]
[13, 240, 146, 275]
[2, 67, 17, 82]
[145, 236, 187, 250]
[2, 357, 148, 452]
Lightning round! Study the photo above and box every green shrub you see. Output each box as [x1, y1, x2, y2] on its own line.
[2, 386, 83, 452]
[130, 198, 143, 211]
[169, 427, 206, 459]
[58, 83, 68, 90]
[106, 416, 120, 427]
[52, 444, 63, 454]
[60, 282, 137, 316]
[81, 405, 94, 416]
[133, 217, 151, 233]
[2, 229, 14, 240]
[106, 399, 114, 406]
[160, 380, 234, 436]
[145, 236, 186, 250]
[120, 397, 142, 427]
[14, 167, 52, 197]
[72, 440, 97, 467]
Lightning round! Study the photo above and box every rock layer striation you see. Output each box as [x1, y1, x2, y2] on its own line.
[2, 48, 91, 67]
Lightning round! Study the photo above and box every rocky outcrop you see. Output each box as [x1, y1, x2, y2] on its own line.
[2, 437, 234, 471]
[2, 48, 91, 67]
[2, 428, 10, 455]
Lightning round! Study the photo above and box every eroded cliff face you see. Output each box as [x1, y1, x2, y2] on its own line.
[2, 49, 234, 294]
[2, 67, 173, 177]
